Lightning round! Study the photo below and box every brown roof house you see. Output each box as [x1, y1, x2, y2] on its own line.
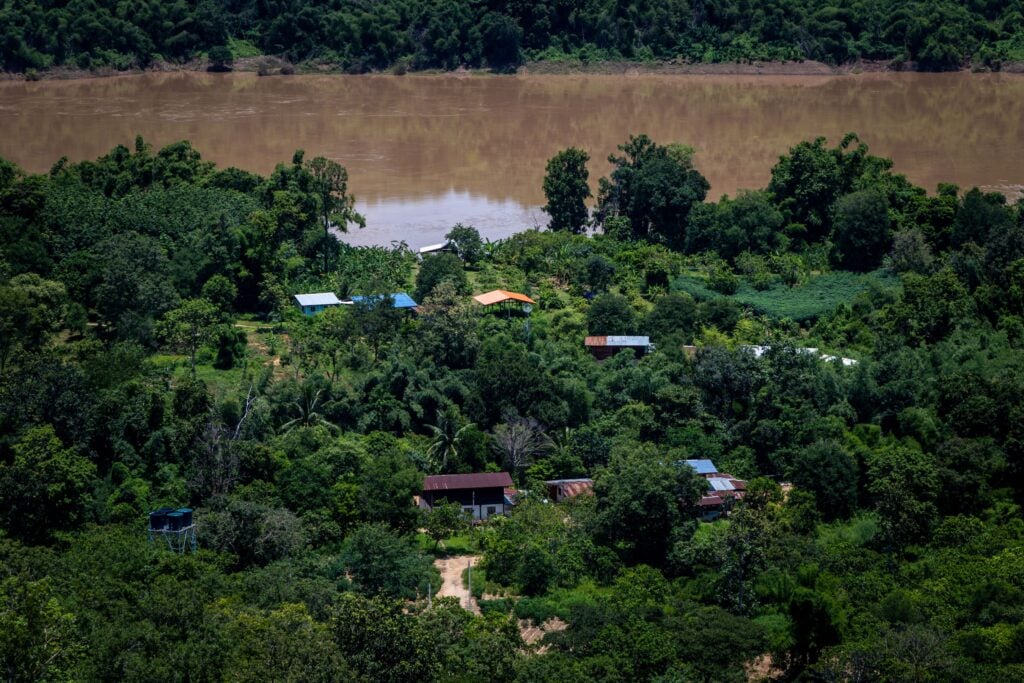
[585, 336, 654, 361]
[420, 472, 514, 521]
[545, 478, 594, 503]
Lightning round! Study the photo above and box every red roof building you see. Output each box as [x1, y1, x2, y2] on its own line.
[544, 478, 594, 503]
[421, 472, 514, 521]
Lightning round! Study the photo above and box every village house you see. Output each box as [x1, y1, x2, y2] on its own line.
[585, 335, 654, 361]
[683, 459, 747, 521]
[348, 292, 419, 311]
[294, 292, 342, 316]
[544, 478, 594, 503]
[419, 472, 514, 521]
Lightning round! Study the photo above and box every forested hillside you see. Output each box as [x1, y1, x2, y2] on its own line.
[3, 0, 1024, 73]
[1, 133, 1024, 681]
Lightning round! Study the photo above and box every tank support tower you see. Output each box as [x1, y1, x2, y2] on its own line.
[147, 507, 197, 554]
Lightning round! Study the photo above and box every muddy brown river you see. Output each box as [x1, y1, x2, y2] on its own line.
[1, 72, 1022, 247]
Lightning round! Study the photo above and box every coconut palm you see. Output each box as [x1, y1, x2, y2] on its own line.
[426, 408, 474, 472]
[280, 382, 339, 432]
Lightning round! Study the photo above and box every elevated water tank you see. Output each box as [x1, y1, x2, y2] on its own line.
[148, 507, 175, 531]
[176, 508, 193, 528]
[166, 511, 184, 532]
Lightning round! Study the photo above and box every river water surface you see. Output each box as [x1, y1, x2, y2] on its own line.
[1, 72, 1022, 247]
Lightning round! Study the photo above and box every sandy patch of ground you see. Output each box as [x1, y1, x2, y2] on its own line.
[433, 555, 481, 614]
[745, 654, 784, 681]
[429, 557, 569, 650]
[980, 184, 1024, 204]
[519, 617, 567, 652]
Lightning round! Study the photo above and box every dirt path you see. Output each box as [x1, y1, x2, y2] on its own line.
[433, 555, 481, 614]
[520, 617, 567, 650]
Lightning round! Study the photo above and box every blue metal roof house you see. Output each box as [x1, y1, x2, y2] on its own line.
[294, 292, 342, 316]
[683, 459, 719, 476]
[349, 292, 419, 310]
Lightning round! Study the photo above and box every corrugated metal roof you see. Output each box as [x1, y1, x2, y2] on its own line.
[708, 477, 737, 492]
[584, 336, 650, 347]
[418, 242, 450, 254]
[684, 459, 718, 475]
[294, 292, 341, 307]
[742, 344, 858, 365]
[473, 289, 536, 306]
[350, 292, 418, 309]
[559, 481, 594, 498]
[698, 495, 724, 507]
[423, 472, 514, 491]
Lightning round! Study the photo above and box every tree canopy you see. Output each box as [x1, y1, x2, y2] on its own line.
[1, 132, 1023, 681]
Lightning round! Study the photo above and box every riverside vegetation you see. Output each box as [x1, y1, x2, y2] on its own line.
[3, 1, 1024, 75]
[1, 132, 1024, 681]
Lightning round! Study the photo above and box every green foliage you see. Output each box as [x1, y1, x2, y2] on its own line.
[0, 577, 85, 682]
[306, 156, 364, 273]
[424, 501, 471, 549]
[206, 45, 233, 71]
[2, 1, 1014, 73]
[157, 298, 223, 376]
[597, 135, 709, 247]
[414, 253, 469, 302]
[482, 498, 607, 593]
[0, 273, 67, 372]
[543, 147, 591, 234]
[2, 132, 1024, 680]
[586, 293, 637, 335]
[675, 268, 900, 322]
[0, 425, 96, 543]
[359, 446, 424, 533]
[708, 262, 740, 295]
[594, 445, 704, 566]
[686, 190, 786, 261]
[213, 325, 247, 370]
[833, 189, 892, 271]
[340, 523, 436, 599]
[445, 224, 485, 266]
[201, 496, 308, 568]
[788, 440, 858, 521]
[213, 602, 350, 682]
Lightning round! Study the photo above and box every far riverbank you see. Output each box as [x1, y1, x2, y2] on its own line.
[5, 56, 1024, 82]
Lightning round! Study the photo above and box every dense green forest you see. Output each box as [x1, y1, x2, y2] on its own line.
[2, 130, 1024, 682]
[4, 0, 1024, 73]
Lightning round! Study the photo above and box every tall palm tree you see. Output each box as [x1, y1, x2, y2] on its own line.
[280, 382, 339, 433]
[426, 408, 474, 472]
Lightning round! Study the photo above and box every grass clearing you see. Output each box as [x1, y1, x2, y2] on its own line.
[416, 531, 480, 558]
[673, 268, 899, 322]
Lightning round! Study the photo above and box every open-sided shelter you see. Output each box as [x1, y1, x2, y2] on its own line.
[473, 289, 536, 315]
